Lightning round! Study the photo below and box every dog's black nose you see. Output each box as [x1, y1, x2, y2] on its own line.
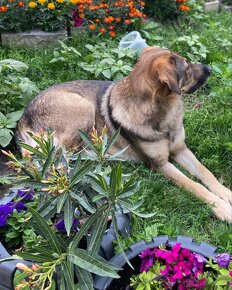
[203, 65, 212, 76]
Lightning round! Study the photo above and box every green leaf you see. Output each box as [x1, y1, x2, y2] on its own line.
[69, 204, 108, 252]
[64, 195, 74, 237]
[57, 193, 67, 213]
[79, 130, 98, 154]
[104, 129, 120, 156]
[28, 207, 63, 254]
[112, 210, 133, 269]
[102, 69, 111, 79]
[41, 146, 56, 178]
[61, 262, 75, 290]
[88, 208, 110, 255]
[37, 198, 58, 218]
[7, 110, 23, 122]
[70, 191, 96, 213]
[75, 267, 94, 290]
[108, 145, 129, 160]
[0, 112, 7, 123]
[16, 252, 55, 263]
[0, 128, 13, 147]
[14, 270, 29, 287]
[69, 155, 81, 179]
[69, 160, 92, 188]
[68, 249, 120, 278]
[18, 142, 44, 157]
[0, 59, 28, 71]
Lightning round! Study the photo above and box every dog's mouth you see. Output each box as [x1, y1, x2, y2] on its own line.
[185, 65, 212, 94]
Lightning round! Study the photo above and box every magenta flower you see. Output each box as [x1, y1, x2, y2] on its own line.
[215, 253, 231, 268]
[139, 248, 155, 272]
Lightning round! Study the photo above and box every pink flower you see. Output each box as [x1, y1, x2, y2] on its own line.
[139, 248, 155, 272]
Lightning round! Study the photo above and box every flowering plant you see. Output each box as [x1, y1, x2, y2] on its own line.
[72, 0, 146, 38]
[144, 0, 190, 22]
[0, 0, 79, 32]
[130, 243, 232, 290]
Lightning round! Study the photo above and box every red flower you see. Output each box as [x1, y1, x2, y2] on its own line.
[17, 1, 25, 6]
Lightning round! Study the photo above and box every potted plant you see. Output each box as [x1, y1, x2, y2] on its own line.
[0, 128, 154, 289]
[94, 236, 232, 290]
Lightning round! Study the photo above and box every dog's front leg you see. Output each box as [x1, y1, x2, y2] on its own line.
[173, 148, 232, 204]
[159, 161, 232, 222]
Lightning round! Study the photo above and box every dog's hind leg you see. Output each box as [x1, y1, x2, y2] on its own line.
[159, 161, 232, 222]
[173, 148, 232, 205]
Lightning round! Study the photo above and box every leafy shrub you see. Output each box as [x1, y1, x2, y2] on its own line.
[0, 59, 39, 147]
[144, 0, 190, 21]
[1, 129, 155, 289]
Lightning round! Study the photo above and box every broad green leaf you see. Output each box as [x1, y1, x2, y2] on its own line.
[0, 128, 12, 147]
[28, 207, 63, 254]
[7, 110, 23, 122]
[0, 112, 7, 122]
[64, 195, 74, 237]
[68, 249, 120, 278]
[69, 204, 108, 252]
[75, 267, 94, 290]
[88, 208, 110, 255]
[0, 59, 28, 71]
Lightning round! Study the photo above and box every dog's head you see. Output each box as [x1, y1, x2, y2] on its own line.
[134, 46, 211, 95]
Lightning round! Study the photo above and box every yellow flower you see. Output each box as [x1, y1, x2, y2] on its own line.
[28, 1, 37, 8]
[38, 0, 46, 4]
[69, 0, 78, 4]
[47, 2, 55, 9]
[56, 0, 64, 3]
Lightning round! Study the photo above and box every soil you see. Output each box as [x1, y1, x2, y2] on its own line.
[109, 256, 141, 290]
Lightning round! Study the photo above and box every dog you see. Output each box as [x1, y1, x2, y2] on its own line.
[16, 46, 232, 222]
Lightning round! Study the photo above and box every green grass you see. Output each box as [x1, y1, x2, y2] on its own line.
[1, 11, 232, 252]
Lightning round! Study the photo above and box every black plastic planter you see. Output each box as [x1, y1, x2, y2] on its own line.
[0, 189, 131, 289]
[93, 235, 218, 290]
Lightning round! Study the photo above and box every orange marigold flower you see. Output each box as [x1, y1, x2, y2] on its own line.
[115, 17, 121, 22]
[38, 0, 46, 4]
[17, 1, 25, 6]
[109, 25, 114, 30]
[89, 23, 96, 30]
[124, 19, 131, 25]
[95, 18, 100, 22]
[79, 13, 84, 18]
[179, 4, 190, 11]
[139, 0, 145, 5]
[108, 16, 114, 21]
[0, 5, 8, 11]
[109, 31, 116, 38]
[99, 27, 106, 33]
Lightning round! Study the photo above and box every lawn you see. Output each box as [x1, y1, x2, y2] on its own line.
[0, 6, 231, 257]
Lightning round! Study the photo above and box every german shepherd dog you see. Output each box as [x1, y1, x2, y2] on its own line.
[17, 47, 232, 222]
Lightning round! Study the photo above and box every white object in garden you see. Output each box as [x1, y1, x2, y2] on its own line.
[119, 31, 148, 52]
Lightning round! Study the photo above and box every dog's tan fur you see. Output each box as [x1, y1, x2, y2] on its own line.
[17, 47, 232, 222]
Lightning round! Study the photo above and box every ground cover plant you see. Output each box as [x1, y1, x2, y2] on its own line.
[0, 5, 232, 289]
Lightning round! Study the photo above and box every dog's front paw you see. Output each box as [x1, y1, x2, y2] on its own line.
[212, 196, 232, 223]
[216, 186, 232, 205]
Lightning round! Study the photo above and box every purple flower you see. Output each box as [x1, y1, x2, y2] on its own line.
[139, 248, 155, 272]
[74, 17, 84, 27]
[17, 188, 34, 201]
[0, 203, 15, 226]
[216, 253, 231, 268]
[54, 218, 79, 232]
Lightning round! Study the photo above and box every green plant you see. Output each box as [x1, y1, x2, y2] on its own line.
[144, 0, 190, 22]
[0, 0, 78, 32]
[1, 128, 155, 289]
[78, 42, 136, 80]
[0, 111, 23, 147]
[173, 34, 209, 62]
[130, 243, 232, 290]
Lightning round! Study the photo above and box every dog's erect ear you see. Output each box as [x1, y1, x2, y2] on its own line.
[157, 56, 181, 95]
